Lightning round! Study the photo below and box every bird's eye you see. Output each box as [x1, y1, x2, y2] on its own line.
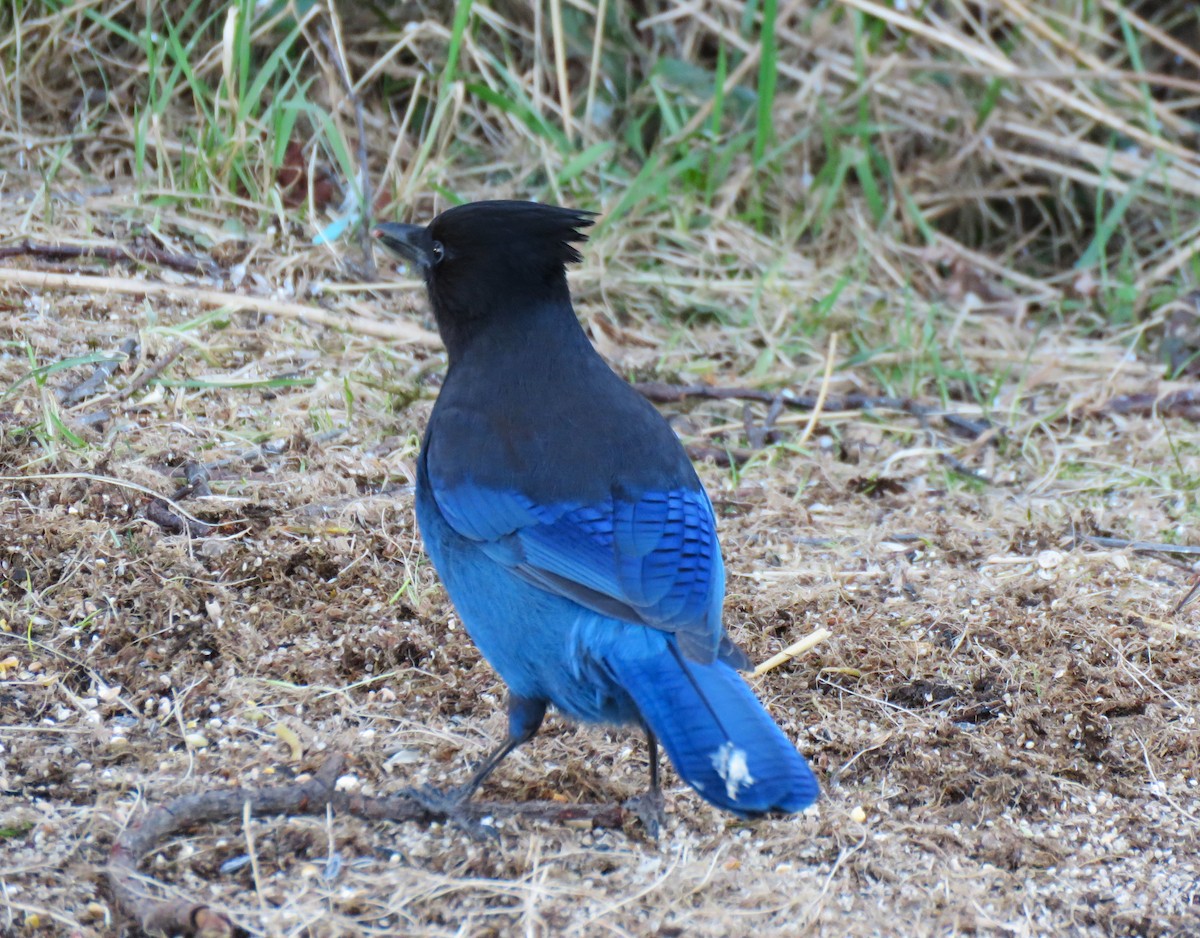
[431, 241, 445, 263]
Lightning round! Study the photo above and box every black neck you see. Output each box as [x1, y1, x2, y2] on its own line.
[431, 276, 585, 365]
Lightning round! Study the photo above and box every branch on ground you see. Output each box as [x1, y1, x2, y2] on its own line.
[634, 381, 932, 416]
[0, 267, 438, 343]
[1106, 388, 1200, 421]
[106, 755, 626, 937]
[0, 239, 220, 277]
[62, 337, 139, 404]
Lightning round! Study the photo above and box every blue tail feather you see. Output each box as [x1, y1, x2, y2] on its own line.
[604, 634, 819, 816]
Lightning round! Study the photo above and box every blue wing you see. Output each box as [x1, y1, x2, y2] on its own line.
[427, 477, 726, 658]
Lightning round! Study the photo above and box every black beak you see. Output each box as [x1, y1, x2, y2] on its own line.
[373, 222, 432, 271]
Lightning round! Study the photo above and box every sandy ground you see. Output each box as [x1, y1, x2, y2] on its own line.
[1, 286, 1198, 937]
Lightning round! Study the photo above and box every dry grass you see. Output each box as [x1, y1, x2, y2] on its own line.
[2, 1, 1200, 936]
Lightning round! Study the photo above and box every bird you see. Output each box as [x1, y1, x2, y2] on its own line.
[374, 200, 819, 829]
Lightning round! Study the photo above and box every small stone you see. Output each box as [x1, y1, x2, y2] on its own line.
[1037, 550, 1063, 569]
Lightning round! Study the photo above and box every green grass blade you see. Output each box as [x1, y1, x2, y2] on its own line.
[753, 0, 778, 166]
[443, 0, 475, 82]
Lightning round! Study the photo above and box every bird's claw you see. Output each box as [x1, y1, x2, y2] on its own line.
[623, 790, 666, 839]
[402, 784, 499, 842]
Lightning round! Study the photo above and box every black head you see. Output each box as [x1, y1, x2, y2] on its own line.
[374, 200, 595, 359]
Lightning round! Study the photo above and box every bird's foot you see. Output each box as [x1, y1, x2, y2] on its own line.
[623, 790, 666, 839]
[402, 784, 499, 841]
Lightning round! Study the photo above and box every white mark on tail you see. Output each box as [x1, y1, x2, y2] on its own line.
[711, 742, 755, 802]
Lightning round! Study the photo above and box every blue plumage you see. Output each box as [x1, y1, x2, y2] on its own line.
[433, 484, 721, 644]
[603, 636, 819, 814]
[375, 201, 819, 824]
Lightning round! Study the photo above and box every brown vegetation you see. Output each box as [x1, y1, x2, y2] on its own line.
[2, 0, 1199, 934]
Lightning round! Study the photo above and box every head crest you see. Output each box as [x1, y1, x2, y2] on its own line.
[429, 200, 596, 266]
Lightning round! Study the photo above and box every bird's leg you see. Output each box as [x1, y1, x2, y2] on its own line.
[450, 694, 546, 803]
[405, 694, 546, 835]
[623, 727, 667, 838]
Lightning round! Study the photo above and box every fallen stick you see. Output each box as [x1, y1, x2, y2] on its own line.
[754, 628, 832, 677]
[684, 442, 758, 467]
[0, 268, 438, 344]
[796, 332, 839, 446]
[1077, 534, 1200, 556]
[62, 337, 139, 404]
[1105, 387, 1200, 420]
[0, 239, 220, 277]
[633, 382, 928, 416]
[117, 339, 189, 401]
[145, 498, 213, 537]
[107, 755, 625, 937]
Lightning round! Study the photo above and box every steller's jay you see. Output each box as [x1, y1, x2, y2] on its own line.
[374, 201, 819, 829]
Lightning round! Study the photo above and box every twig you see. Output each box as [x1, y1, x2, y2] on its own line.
[634, 377, 1200, 436]
[1106, 387, 1200, 421]
[0, 183, 115, 205]
[201, 439, 290, 474]
[796, 331, 838, 446]
[764, 396, 785, 442]
[106, 755, 626, 937]
[940, 453, 992, 483]
[913, 399, 994, 485]
[147, 431, 347, 535]
[634, 382, 934, 420]
[117, 339, 189, 400]
[146, 498, 213, 537]
[147, 458, 218, 538]
[684, 443, 758, 467]
[146, 453, 275, 536]
[170, 461, 212, 501]
[743, 397, 786, 449]
[1172, 576, 1200, 614]
[75, 409, 113, 428]
[753, 628, 832, 677]
[636, 381, 794, 406]
[68, 340, 190, 424]
[62, 337, 138, 404]
[742, 403, 760, 449]
[1076, 534, 1200, 557]
[0, 239, 220, 277]
[0, 268, 438, 344]
[942, 414, 994, 440]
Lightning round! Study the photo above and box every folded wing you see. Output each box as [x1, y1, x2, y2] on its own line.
[429, 476, 727, 663]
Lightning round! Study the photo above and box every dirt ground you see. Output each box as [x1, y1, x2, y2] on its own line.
[1, 273, 1198, 938]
